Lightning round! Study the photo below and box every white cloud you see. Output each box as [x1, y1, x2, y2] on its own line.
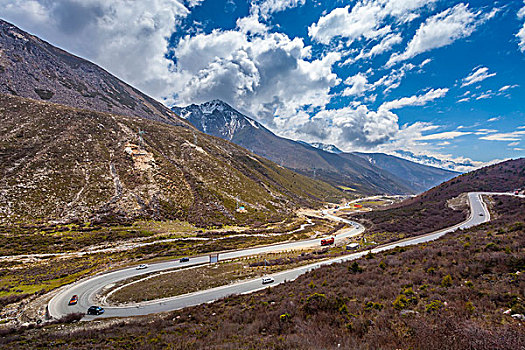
[479, 131, 525, 142]
[295, 104, 399, 147]
[342, 73, 369, 96]
[474, 129, 498, 135]
[253, 0, 306, 18]
[236, 14, 268, 35]
[172, 30, 341, 128]
[309, 0, 437, 45]
[348, 33, 403, 63]
[369, 122, 497, 172]
[517, 2, 525, 52]
[475, 91, 494, 100]
[387, 3, 491, 67]
[379, 88, 448, 111]
[418, 131, 472, 140]
[499, 84, 519, 92]
[1, 0, 190, 99]
[461, 67, 496, 87]
[487, 117, 500, 122]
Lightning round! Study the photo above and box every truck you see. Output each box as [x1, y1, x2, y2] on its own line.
[321, 237, 335, 246]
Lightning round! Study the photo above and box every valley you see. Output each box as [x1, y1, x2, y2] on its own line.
[0, 13, 523, 350]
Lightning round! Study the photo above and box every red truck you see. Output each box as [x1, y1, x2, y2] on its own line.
[321, 237, 335, 246]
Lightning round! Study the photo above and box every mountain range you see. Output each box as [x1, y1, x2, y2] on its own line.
[0, 20, 346, 226]
[173, 101, 459, 194]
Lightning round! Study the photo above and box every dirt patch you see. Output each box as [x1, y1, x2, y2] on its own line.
[447, 193, 469, 211]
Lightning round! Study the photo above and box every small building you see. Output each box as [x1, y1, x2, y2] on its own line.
[236, 206, 247, 213]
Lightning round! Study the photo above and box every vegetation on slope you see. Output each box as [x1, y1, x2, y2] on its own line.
[0, 94, 347, 227]
[1, 196, 524, 349]
[349, 158, 525, 244]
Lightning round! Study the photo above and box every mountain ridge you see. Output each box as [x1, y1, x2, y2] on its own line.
[173, 100, 458, 194]
[0, 20, 348, 227]
[0, 19, 187, 127]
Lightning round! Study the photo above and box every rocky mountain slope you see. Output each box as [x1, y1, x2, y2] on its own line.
[173, 101, 456, 194]
[0, 19, 184, 127]
[0, 94, 345, 226]
[0, 20, 348, 227]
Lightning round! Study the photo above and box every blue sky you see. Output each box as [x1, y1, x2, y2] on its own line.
[2, 0, 525, 171]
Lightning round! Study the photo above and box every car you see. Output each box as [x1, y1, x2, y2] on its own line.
[68, 295, 78, 305]
[479, 213, 484, 216]
[179, 257, 190, 263]
[87, 306, 105, 315]
[136, 264, 148, 270]
[262, 276, 274, 284]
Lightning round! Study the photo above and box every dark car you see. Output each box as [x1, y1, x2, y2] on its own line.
[179, 257, 190, 263]
[87, 306, 105, 315]
[68, 295, 78, 305]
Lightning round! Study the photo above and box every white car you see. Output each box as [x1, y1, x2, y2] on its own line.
[136, 264, 148, 270]
[262, 276, 274, 284]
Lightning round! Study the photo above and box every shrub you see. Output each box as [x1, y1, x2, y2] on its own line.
[348, 261, 363, 273]
[392, 295, 408, 310]
[279, 313, 291, 322]
[441, 274, 453, 288]
[465, 301, 475, 314]
[425, 300, 444, 313]
[364, 301, 384, 311]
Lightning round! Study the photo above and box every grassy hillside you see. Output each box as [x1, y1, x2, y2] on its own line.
[349, 158, 525, 244]
[2, 195, 523, 349]
[0, 94, 346, 227]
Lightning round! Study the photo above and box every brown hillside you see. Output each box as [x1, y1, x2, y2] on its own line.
[0, 94, 345, 227]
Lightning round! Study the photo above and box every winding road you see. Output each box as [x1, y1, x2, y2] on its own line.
[48, 192, 516, 320]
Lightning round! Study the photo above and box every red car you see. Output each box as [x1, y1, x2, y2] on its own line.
[68, 295, 78, 305]
[321, 237, 335, 246]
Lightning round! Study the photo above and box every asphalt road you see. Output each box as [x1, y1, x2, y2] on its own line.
[47, 192, 514, 320]
[48, 206, 364, 319]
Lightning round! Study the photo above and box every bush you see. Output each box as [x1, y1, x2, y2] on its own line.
[441, 274, 453, 288]
[425, 300, 444, 313]
[348, 261, 363, 273]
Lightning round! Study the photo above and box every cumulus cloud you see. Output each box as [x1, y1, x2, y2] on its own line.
[289, 86, 449, 150]
[253, 0, 306, 18]
[1, 0, 190, 98]
[342, 73, 369, 96]
[236, 14, 268, 35]
[172, 30, 341, 127]
[296, 105, 399, 148]
[309, 0, 437, 45]
[387, 3, 491, 67]
[461, 67, 496, 87]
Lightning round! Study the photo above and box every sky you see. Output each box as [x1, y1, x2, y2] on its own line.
[1, 0, 525, 171]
